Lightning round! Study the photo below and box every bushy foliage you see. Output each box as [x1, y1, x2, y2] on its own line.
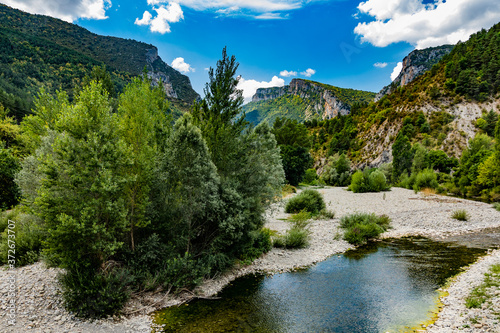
[349, 168, 390, 193]
[340, 213, 391, 245]
[321, 153, 351, 186]
[59, 267, 131, 319]
[302, 168, 318, 185]
[413, 169, 439, 192]
[451, 209, 469, 221]
[285, 189, 326, 214]
[279, 145, 313, 186]
[0, 207, 44, 266]
[11, 50, 285, 318]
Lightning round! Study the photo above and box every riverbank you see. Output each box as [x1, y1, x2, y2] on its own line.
[1, 187, 499, 332]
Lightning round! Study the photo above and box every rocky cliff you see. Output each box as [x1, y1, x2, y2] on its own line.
[246, 79, 375, 124]
[376, 45, 454, 101]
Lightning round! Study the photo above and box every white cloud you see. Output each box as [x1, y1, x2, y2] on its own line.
[171, 57, 194, 73]
[300, 68, 316, 77]
[135, 11, 153, 26]
[143, 0, 316, 19]
[280, 70, 297, 77]
[2, 0, 112, 22]
[135, 2, 184, 34]
[354, 0, 500, 49]
[390, 62, 403, 81]
[237, 75, 285, 104]
[374, 62, 388, 68]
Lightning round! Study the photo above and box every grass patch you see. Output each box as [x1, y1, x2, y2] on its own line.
[282, 184, 297, 198]
[451, 209, 469, 221]
[421, 188, 437, 196]
[285, 189, 325, 214]
[465, 264, 500, 309]
[274, 209, 311, 249]
[339, 213, 391, 245]
[493, 203, 500, 212]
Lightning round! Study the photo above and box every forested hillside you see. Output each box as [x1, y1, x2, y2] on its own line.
[0, 4, 199, 119]
[243, 79, 375, 125]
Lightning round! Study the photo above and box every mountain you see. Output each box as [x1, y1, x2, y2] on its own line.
[375, 45, 454, 101]
[243, 79, 375, 125]
[311, 22, 500, 169]
[0, 4, 199, 119]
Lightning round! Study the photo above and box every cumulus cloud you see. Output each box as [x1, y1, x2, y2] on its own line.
[237, 76, 285, 104]
[280, 70, 297, 77]
[374, 62, 388, 68]
[135, 2, 183, 34]
[171, 57, 194, 73]
[300, 68, 316, 77]
[354, 0, 500, 49]
[390, 62, 403, 81]
[2, 0, 112, 22]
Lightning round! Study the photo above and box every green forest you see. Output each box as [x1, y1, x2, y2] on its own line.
[0, 3, 198, 120]
[0, 49, 285, 318]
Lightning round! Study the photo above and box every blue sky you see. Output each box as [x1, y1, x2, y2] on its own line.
[2, 0, 500, 102]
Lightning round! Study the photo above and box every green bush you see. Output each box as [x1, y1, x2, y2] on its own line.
[285, 189, 326, 214]
[302, 168, 318, 184]
[349, 170, 367, 193]
[349, 169, 390, 193]
[340, 213, 391, 245]
[273, 227, 309, 249]
[493, 203, 500, 212]
[452, 209, 469, 221]
[369, 170, 389, 192]
[0, 208, 45, 266]
[412, 169, 439, 192]
[239, 228, 273, 264]
[60, 267, 131, 319]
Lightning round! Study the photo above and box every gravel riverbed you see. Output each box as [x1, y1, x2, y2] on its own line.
[1, 187, 500, 332]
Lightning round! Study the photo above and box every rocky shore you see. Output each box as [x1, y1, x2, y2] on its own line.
[1, 187, 500, 332]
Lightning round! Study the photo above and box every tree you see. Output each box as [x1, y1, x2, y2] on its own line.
[156, 114, 221, 257]
[392, 132, 413, 181]
[191, 46, 246, 178]
[117, 78, 170, 251]
[272, 117, 310, 147]
[280, 145, 313, 186]
[35, 82, 131, 270]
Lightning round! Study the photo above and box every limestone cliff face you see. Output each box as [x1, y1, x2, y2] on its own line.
[376, 45, 454, 101]
[251, 79, 355, 120]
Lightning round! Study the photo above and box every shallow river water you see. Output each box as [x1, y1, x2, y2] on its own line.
[153, 237, 490, 333]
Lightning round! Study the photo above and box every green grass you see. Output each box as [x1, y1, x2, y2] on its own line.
[465, 264, 500, 309]
[451, 209, 469, 221]
[339, 213, 391, 245]
[274, 210, 311, 249]
[493, 203, 500, 212]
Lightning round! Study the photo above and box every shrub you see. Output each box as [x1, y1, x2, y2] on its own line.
[349, 170, 367, 193]
[285, 189, 326, 214]
[340, 213, 391, 245]
[413, 169, 439, 192]
[369, 170, 389, 192]
[302, 168, 318, 184]
[272, 227, 309, 249]
[493, 203, 500, 212]
[349, 169, 390, 193]
[452, 209, 469, 221]
[60, 267, 131, 319]
[0, 208, 45, 266]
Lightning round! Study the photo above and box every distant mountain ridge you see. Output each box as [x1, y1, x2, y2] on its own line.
[244, 78, 375, 125]
[376, 45, 454, 101]
[0, 4, 199, 118]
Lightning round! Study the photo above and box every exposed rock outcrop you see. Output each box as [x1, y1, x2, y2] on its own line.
[376, 45, 454, 101]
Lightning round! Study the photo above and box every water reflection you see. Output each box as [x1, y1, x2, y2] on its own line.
[153, 238, 486, 333]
